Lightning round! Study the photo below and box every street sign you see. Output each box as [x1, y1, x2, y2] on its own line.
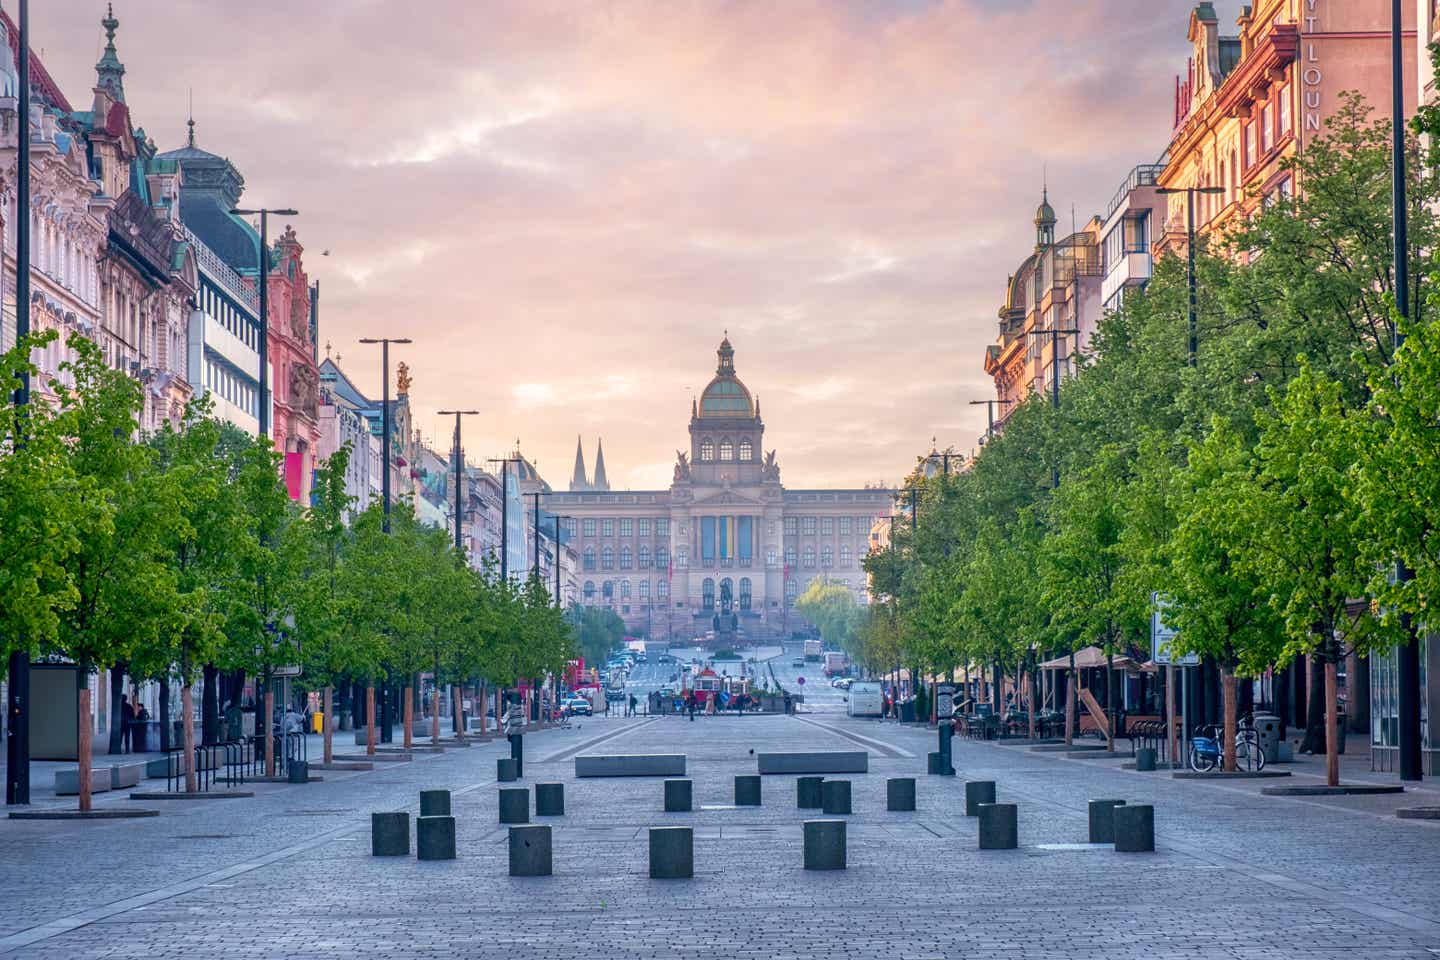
[797, 676, 806, 686]
[273, 664, 303, 678]
[1150, 593, 1197, 666]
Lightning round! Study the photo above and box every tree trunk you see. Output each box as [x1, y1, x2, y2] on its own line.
[365, 685, 377, 756]
[159, 678, 172, 753]
[1105, 654, 1115, 753]
[1064, 661, 1075, 746]
[202, 664, 219, 745]
[1324, 659, 1340, 787]
[431, 685, 441, 743]
[264, 686, 275, 777]
[107, 667, 124, 755]
[182, 682, 197, 793]
[402, 684, 414, 751]
[1300, 655, 1326, 755]
[1166, 664, 1177, 768]
[322, 685, 333, 765]
[1347, 651, 1370, 734]
[77, 681, 92, 813]
[1221, 667, 1238, 773]
[478, 681, 487, 735]
[453, 682, 466, 743]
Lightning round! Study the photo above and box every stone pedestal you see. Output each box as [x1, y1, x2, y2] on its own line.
[509, 732, 524, 777]
[797, 776, 824, 809]
[1113, 803, 1155, 852]
[420, 789, 451, 817]
[734, 775, 761, 806]
[416, 815, 456, 860]
[978, 803, 1018, 850]
[1087, 799, 1126, 844]
[803, 819, 846, 870]
[663, 778, 693, 812]
[886, 777, 916, 812]
[649, 826, 694, 879]
[508, 825, 552, 876]
[821, 779, 852, 815]
[371, 811, 409, 857]
[964, 780, 996, 817]
[535, 782, 565, 816]
[497, 757, 518, 782]
[499, 787, 530, 824]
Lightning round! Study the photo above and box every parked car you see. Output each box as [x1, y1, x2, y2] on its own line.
[562, 696, 592, 716]
[792, 657, 805, 668]
[605, 686, 626, 702]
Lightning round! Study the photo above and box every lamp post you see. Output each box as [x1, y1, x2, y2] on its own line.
[1027, 325, 1080, 488]
[229, 206, 298, 439]
[486, 458, 523, 582]
[553, 515, 573, 606]
[437, 410, 479, 556]
[968, 398, 1015, 443]
[525, 492, 544, 578]
[358, 338, 412, 533]
[1155, 185, 1225, 366]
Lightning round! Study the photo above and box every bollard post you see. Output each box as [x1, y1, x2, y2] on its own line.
[977, 803, 1018, 850]
[938, 719, 956, 775]
[797, 776, 824, 809]
[1087, 799, 1126, 844]
[803, 819, 847, 870]
[1135, 748, 1157, 772]
[649, 826, 694, 879]
[508, 825, 552, 876]
[535, 782, 565, 816]
[734, 775, 762, 806]
[663, 778, 693, 812]
[420, 789, 452, 817]
[509, 732, 524, 778]
[416, 815, 457, 860]
[886, 777, 917, 812]
[370, 812, 409, 857]
[964, 780, 996, 817]
[497, 757, 518, 782]
[1113, 804, 1155, 852]
[821, 779, 852, 815]
[499, 787, 530, 824]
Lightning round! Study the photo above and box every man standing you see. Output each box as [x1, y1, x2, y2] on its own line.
[628, 693, 637, 718]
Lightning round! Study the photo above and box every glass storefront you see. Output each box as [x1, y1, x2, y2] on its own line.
[1370, 633, 1435, 774]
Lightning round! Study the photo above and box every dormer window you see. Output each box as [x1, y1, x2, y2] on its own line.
[700, 439, 715, 461]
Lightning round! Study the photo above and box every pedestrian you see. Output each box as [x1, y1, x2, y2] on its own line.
[687, 692, 696, 722]
[605, 695, 611, 717]
[628, 693, 637, 718]
[133, 702, 149, 751]
[119, 694, 133, 754]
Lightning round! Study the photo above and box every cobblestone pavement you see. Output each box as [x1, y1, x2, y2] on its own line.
[1, 713, 1437, 959]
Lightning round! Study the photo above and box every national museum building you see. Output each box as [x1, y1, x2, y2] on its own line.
[549, 337, 894, 645]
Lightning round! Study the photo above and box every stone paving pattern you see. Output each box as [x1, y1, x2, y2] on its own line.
[0, 712, 1437, 958]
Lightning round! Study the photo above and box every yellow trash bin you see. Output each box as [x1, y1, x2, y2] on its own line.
[312, 712, 324, 734]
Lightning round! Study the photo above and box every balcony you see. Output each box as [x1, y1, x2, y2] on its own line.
[1101, 251, 1153, 304]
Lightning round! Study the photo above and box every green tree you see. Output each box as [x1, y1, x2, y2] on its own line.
[795, 576, 860, 653]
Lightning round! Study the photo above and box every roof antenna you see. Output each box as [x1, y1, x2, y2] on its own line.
[187, 87, 195, 147]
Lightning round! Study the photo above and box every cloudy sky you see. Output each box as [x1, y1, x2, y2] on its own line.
[36, 0, 1191, 489]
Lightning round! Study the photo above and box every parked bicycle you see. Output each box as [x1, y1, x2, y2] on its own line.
[1188, 713, 1265, 772]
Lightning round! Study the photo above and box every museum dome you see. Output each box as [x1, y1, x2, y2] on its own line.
[698, 335, 755, 419]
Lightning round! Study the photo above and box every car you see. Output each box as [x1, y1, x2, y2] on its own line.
[836, 677, 854, 690]
[605, 687, 626, 702]
[562, 697, 592, 716]
[792, 657, 805, 668]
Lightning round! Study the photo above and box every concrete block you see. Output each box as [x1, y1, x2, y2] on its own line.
[757, 751, 867, 774]
[663, 778, 693, 812]
[499, 787, 530, 824]
[1088, 799, 1126, 844]
[110, 764, 143, 790]
[145, 755, 183, 779]
[420, 789, 451, 817]
[1113, 803, 1154, 852]
[575, 754, 686, 777]
[509, 732, 524, 778]
[821, 779, 852, 815]
[497, 757, 518, 782]
[964, 780, 996, 817]
[416, 815, 456, 860]
[54, 769, 111, 796]
[648, 826, 694, 879]
[978, 803, 1018, 850]
[1135, 748, 1157, 772]
[887, 777, 916, 812]
[797, 776, 825, 809]
[927, 752, 943, 775]
[734, 775, 761, 806]
[287, 760, 309, 784]
[371, 811, 410, 856]
[803, 819, 847, 870]
[535, 782, 565, 816]
[508, 825, 552, 876]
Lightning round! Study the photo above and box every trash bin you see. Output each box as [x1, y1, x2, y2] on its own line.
[900, 700, 917, 724]
[311, 712, 324, 734]
[1252, 712, 1281, 763]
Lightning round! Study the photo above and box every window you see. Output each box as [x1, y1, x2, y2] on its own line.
[658, 579, 669, 600]
[700, 439, 715, 461]
[785, 579, 798, 602]
[802, 516, 817, 536]
[584, 547, 596, 571]
[656, 546, 669, 568]
[639, 545, 651, 568]
[767, 546, 778, 567]
[739, 439, 752, 461]
[1244, 122, 1256, 168]
[821, 517, 834, 536]
[583, 518, 596, 537]
[1260, 102, 1273, 153]
[785, 545, 797, 567]
[565, 518, 577, 537]
[702, 578, 715, 610]
[584, 581, 595, 601]
[839, 517, 852, 536]
[602, 519, 614, 537]
[821, 546, 833, 568]
[602, 580, 614, 600]
[619, 518, 633, 537]
[803, 546, 815, 568]
[739, 577, 752, 611]
[1278, 84, 1292, 136]
[784, 517, 798, 536]
[639, 579, 650, 599]
[719, 439, 734, 460]
[656, 518, 669, 537]
[638, 518, 650, 537]
[620, 580, 631, 600]
[840, 544, 851, 567]
[619, 546, 632, 569]
[601, 546, 615, 570]
[676, 548, 688, 568]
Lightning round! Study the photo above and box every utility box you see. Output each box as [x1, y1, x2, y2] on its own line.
[1252, 712, 1281, 763]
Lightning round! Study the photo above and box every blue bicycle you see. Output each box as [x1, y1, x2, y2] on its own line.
[1188, 714, 1265, 773]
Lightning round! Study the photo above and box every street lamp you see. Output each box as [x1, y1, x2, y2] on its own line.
[1027, 324, 1080, 488]
[1155, 185, 1224, 366]
[968, 398, 1014, 443]
[230, 206, 298, 438]
[486, 457, 524, 581]
[525, 491, 545, 578]
[553, 515, 574, 607]
[437, 410, 479, 556]
[357, 337, 412, 533]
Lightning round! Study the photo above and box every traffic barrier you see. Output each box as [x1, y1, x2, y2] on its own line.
[803, 819, 847, 870]
[535, 783, 565, 816]
[416, 815, 456, 860]
[757, 751, 867, 774]
[663, 779, 693, 812]
[734, 775, 761, 806]
[499, 788, 530, 824]
[371, 812, 409, 857]
[1087, 799, 1126, 844]
[964, 780, 996, 817]
[508, 825, 552, 876]
[575, 754, 686, 777]
[648, 826, 694, 879]
[886, 777, 916, 812]
[1113, 803, 1154, 852]
[977, 803, 1018, 849]
[497, 757, 518, 782]
[420, 789, 451, 816]
[821, 779, 852, 815]
[797, 776, 824, 809]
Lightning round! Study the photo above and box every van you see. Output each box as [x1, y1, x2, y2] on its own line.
[846, 681, 883, 717]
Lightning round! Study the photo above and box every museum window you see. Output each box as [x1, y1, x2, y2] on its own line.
[676, 548, 688, 568]
[656, 518, 669, 537]
[739, 439, 753, 460]
[657, 579, 669, 600]
[638, 579, 649, 600]
[601, 546, 615, 570]
[620, 580, 631, 600]
[767, 546, 777, 567]
[803, 546, 815, 568]
[620, 546, 633, 569]
[583, 548, 596, 571]
[821, 546, 833, 568]
[583, 518, 596, 537]
[702, 578, 715, 610]
[602, 518, 615, 537]
[619, 518, 633, 537]
[584, 581, 595, 601]
[802, 516, 817, 536]
[739, 577, 752, 611]
[638, 518, 650, 537]
[840, 545, 851, 567]
[785, 578, 798, 603]
[602, 580, 614, 600]
[700, 439, 715, 461]
[784, 517, 798, 536]
[821, 517, 833, 536]
[566, 518, 578, 537]
[839, 516, 852, 535]
[656, 546, 669, 568]
[638, 545, 651, 568]
[719, 439, 734, 460]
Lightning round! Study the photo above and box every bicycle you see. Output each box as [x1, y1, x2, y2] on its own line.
[1188, 714, 1265, 773]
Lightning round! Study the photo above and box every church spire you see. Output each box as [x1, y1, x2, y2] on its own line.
[593, 438, 609, 491]
[95, 3, 126, 103]
[570, 435, 588, 491]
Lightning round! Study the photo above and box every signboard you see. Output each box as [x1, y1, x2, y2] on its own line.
[936, 683, 955, 718]
[796, 676, 806, 686]
[1150, 593, 1197, 666]
[273, 664, 303, 678]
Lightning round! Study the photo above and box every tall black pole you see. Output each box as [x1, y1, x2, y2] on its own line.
[381, 340, 391, 533]
[1393, 0, 1422, 783]
[6, 0, 31, 807]
[1187, 189, 1198, 367]
[527, 492, 542, 576]
[453, 417, 463, 553]
[258, 211, 269, 438]
[498, 462, 509, 581]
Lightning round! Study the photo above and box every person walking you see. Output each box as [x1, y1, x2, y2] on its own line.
[119, 694, 133, 754]
[628, 693, 637, 718]
[686, 692, 696, 722]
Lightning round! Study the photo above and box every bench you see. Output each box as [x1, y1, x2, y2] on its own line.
[54, 768, 112, 795]
[757, 751, 868, 774]
[575, 754, 686, 777]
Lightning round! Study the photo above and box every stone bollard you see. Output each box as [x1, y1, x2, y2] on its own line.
[964, 780, 997, 817]
[508, 824, 552, 876]
[927, 752, 943, 775]
[734, 775, 762, 806]
[420, 789, 452, 817]
[535, 782, 565, 816]
[1135, 748, 1157, 772]
[821, 779, 852, 815]
[803, 819, 847, 870]
[887, 777, 917, 812]
[497, 757, 518, 782]
[663, 779, 693, 812]
[1087, 799, 1126, 844]
[797, 776, 825, 809]
[499, 787, 530, 824]
[649, 826, 694, 879]
[1113, 804, 1155, 852]
[370, 812, 409, 857]
[416, 815, 456, 860]
[287, 760, 309, 784]
[977, 803, 1018, 850]
[509, 732, 524, 777]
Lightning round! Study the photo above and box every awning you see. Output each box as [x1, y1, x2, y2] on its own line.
[1039, 645, 1137, 671]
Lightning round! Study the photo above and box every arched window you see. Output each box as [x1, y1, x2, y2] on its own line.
[638, 545, 651, 568]
[602, 580, 614, 600]
[739, 577, 752, 611]
[584, 581, 595, 601]
[739, 439, 753, 461]
[702, 578, 715, 610]
[655, 546, 669, 569]
[839, 544, 851, 567]
[719, 438, 734, 460]
[620, 546, 633, 569]
[584, 547, 596, 571]
[784, 545, 797, 567]
[803, 546, 816, 568]
[601, 546, 615, 570]
[639, 579, 650, 599]
[821, 546, 833, 568]
[700, 439, 715, 461]
[620, 580, 631, 600]
[658, 579, 669, 600]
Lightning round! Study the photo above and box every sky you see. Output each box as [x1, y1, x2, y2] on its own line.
[34, 0, 1192, 490]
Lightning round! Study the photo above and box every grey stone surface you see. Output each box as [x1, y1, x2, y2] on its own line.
[734, 774, 761, 806]
[534, 782, 565, 816]
[887, 777, 916, 812]
[498, 787, 530, 824]
[420, 789, 451, 816]
[796, 775, 824, 808]
[416, 815, 456, 860]
[663, 778, 693, 812]
[370, 811, 409, 857]
[757, 751, 867, 774]
[964, 779, 996, 816]
[978, 802, 1018, 850]
[1088, 798, 1126, 844]
[821, 779, 852, 815]
[508, 824, 552, 877]
[497, 757, 518, 782]
[803, 818, 846, 870]
[1114, 803, 1155, 852]
[574, 753, 686, 777]
[648, 826, 694, 879]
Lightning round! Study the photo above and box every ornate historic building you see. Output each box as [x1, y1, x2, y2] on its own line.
[550, 337, 893, 645]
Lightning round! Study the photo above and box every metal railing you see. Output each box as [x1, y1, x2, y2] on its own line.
[1104, 163, 1167, 222]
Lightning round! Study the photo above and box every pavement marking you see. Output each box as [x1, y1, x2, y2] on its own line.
[790, 715, 915, 759]
[539, 717, 659, 763]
